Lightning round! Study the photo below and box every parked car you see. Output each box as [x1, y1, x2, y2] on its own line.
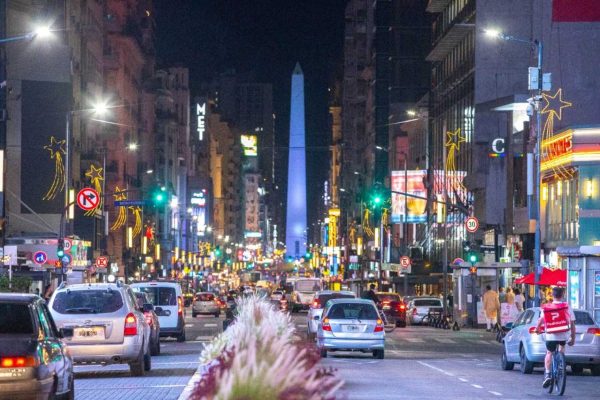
[134, 291, 161, 356]
[131, 281, 186, 342]
[49, 282, 152, 377]
[0, 293, 74, 400]
[316, 298, 385, 359]
[376, 292, 407, 328]
[501, 307, 600, 375]
[307, 290, 356, 340]
[407, 297, 444, 325]
[192, 292, 220, 317]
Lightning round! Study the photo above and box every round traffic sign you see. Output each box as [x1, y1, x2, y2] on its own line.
[77, 188, 100, 211]
[33, 251, 48, 265]
[400, 256, 411, 267]
[96, 256, 108, 268]
[63, 238, 72, 252]
[465, 216, 479, 233]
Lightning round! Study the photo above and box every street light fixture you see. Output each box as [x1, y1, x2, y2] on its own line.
[127, 142, 139, 151]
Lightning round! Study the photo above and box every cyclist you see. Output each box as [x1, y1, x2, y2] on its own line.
[534, 286, 576, 388]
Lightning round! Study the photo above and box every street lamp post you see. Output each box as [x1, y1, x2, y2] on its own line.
[485, 28, 544, 306]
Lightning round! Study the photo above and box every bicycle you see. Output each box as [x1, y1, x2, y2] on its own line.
[547, 344, 567, 396]
[378, 307, 396, 333]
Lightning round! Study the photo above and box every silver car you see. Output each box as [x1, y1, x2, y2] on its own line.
[192, 292, 220, 317]
[501, 307, 600, 375]
[316, 298, 385, 359]
[307, 290, 356, 341]
[407, 297, 443, 324]
[49, 282, 152, 376]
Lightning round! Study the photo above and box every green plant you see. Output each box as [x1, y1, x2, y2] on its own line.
[0, 274, 33, 293]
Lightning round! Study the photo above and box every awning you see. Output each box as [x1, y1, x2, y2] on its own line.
[514, 268, 566, 287]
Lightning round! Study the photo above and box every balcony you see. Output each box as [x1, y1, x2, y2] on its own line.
[426, 0, 451, 13]
[431, 0, 475, 46]
[426, 23, 474, 62]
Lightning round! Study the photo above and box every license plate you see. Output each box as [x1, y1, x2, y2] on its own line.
[73, 326, 105, 340]
[343, 325, 359, 332]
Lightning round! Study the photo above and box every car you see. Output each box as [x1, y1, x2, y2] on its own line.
[134, 291, 161, 356]
[376, 292, 407, 327]
[271, 290, 284, 301]
[192, 292, 220, 317]
[316, 298, 385, 359]
[290, 278, 322, 312]
[49, 282, 152, 377]
[0, 293, 74, 400]
[307, 290, 356, 340]
[407, 297, 443, 325]
[131, 281, 186, 342]
[501, 307, 600, 375]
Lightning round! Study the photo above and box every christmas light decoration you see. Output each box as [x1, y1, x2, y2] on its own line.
[110, 186, 127, 231]
[541, 88, 573, 180]
[42, 136, 65, 201]
[129, 206, 142, 237]
[84, 164, 103, 216]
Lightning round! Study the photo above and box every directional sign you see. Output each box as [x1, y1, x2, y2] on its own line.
[61, 254, 72, 266]
[77, 188, 100, 211]
[33, 251, 48, 265]
[465, 216, 479, 233]
[114, 200, 145, 207]
[63, 238, 72, 252]
[96, 256, 108, 268]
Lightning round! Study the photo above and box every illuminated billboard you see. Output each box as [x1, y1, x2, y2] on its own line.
[241, 135, 258, 156]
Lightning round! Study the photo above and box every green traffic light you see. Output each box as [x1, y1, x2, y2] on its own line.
[57, 249, 64, 258]
[469, 254, 477, 263]
[374, 196, 381, 204]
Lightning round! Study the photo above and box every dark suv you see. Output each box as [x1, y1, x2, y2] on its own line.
[0, 293, 74, 400]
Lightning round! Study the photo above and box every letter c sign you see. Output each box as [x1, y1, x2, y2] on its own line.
[492, 138, 505, 154]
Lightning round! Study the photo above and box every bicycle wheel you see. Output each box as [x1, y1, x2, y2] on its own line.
[554, 351, 566, 396]
[381, 310, 396, 333]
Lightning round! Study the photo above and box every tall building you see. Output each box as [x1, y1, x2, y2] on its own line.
[285, 63, 307, 258]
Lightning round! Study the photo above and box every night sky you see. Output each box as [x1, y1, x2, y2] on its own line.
[154, 0, 348, 235]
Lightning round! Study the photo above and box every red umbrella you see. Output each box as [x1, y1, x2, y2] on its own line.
[515, 273, 534, 285]
[538, 268, 567, 287]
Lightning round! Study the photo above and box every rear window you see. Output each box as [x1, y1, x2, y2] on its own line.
[318, 293, 355, 306]
[327, 303, 379, 320]
[414, 299, 442, 307]
[196, 293, 214, 301]
[135, 287, 177, 306]
[295, 280, 322, 292]
[574, 311, 595, 325]
[0, 303, 34, 334]
[52, 290, 124, 314]
[378, 294, 401, 303]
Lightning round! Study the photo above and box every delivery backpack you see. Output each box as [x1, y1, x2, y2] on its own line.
[542, 302, 571, 333]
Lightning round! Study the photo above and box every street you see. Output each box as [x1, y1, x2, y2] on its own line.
[73, 310, 222, 400]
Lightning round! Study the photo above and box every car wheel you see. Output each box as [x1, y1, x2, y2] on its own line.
[144, 347, 152, 372]
[150, 336, 160, 356]
[519, 346, 534, 374]
[320, 348, 327, 358]
[177, 329, 186, 343]
[129, 347, 146, 377]
[501, 348, 514, 371]
[373, 349, 384, 359]
[570, 364, 584, 375]
[591, 365, 600, 376]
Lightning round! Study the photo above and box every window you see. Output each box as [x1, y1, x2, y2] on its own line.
[36, 304, 52, 338]
[574, 311, 594, 326]
[414, 299, 442, 307]
[317, 293, 355, 306]
[52, 290, 124, 314]
[134, 287, 177, 306]
[377, 294, 401, 303]
[196, 293, 215, 301]
[0, 303, 34, 334]
[327, 303, 379, 320]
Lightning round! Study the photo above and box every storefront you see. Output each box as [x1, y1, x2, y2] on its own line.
[557, 246, 600, 321]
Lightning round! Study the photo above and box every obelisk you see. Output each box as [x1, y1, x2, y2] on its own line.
[285, 63, 307, 259]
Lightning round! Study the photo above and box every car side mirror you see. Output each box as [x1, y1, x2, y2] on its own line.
[143, 303, 154, 313]
[505, 322, 513, 330]
[313, 315, 320, 321]
[59, 327, 74, 339]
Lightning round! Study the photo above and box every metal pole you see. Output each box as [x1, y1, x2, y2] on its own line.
[403, 155, 408, 296]
[533, 41, 543, 306]
[442, 134, 448, 311]
[64, 112, 70, 238]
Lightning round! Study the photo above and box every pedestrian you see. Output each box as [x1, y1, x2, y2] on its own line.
[43, 284, 53, 301]
[361, 283, 379, 304]
[483, 285, 500, 332]
[498, 287, 506, 303]
[505, 287, 515, 305]
[514, 288, 525, 312]
[34, 288, 40, 297]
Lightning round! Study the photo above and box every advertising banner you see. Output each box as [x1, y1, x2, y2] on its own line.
[241, 135, 258, 156]
[391, 170, 427, 223]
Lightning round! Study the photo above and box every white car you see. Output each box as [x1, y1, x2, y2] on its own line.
[307, 290, 355, 340]
[290, 278, 322, 312]
[131, 281, 186, 342]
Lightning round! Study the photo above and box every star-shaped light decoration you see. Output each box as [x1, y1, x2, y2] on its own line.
[85, 164, 104, 183]
[445, 128, 466, 151]
[44, 136, 65, 159]
[541, 88, 572, 120]
[113, 186, 127, 201]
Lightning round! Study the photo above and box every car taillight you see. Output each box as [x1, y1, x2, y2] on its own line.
[587, 327, 600, 336]
[311, 299, 321, 309]
[374, 318, 384, 332]
[0, 356, 38, 368]
[397, 304, 406, 311]
[178, 296, 183, 316]
[124, 313, 138, 336]
[528, 326, 544, 334]
[322, 317, 332, 331]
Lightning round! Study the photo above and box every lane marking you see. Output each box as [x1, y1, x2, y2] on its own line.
[405, 338, 425, 343]
[204, 323, 218, 327]
[194, 336, 214, 341]
[471, 384, 483, 389]
[458, 378, 469, 382]
[489, 391, 502, 396]
[79, 384, 187, 390]
[417, 361, 447, 374]
[433, 338, 456, 344]
[185, 324, 194, 328]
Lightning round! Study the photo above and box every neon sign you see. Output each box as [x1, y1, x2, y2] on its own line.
[196, 103, 206, 141]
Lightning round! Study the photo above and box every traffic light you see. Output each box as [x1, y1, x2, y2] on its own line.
[150, 186, 167, 206]
[214, 246, 222, 258]
[304, 252, 312, 259]
[469, 266, 477, 275]
[468, 252, 478, 265]
[57, 239, 65, 258]
[367, 183, 389, 211]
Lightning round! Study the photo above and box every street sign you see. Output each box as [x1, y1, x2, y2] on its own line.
[63, 238, 72, 252]
[114, 200, 145, 207]
[77, 188, 100, 211]
[400, 256, 411, 268]
[96, 256, 108, 268]
[465, 216, 479, 233]
[61, 254, 72, 266]
[33, 251, 48, 265]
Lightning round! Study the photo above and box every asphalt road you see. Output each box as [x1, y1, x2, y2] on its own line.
[290, 313, 600, 400]
[74, 308, 222, 400]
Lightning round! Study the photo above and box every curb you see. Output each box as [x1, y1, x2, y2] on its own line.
[177, 362, 207, 400]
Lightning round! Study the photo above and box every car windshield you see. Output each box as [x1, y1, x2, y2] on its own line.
[327, 303, 379, 320]
[135, 287, 177, 306]
[378, 294, 401, 302]
[318, 293, 355, 306]
[574, 311, 595, 325]
[0, 303, 34, 334]
[52, 290, 124, 314]
[196, 293, 214, 301]
[295, 280, 322, 292]
[414, 299, 442, 307]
